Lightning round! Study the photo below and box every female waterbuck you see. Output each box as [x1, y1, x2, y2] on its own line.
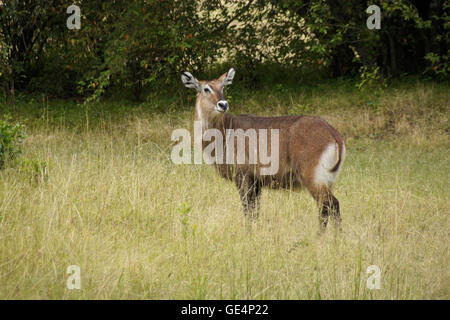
[181, 68, 346, 232]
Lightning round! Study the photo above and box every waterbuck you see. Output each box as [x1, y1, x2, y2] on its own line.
[181, 68, 346, 232]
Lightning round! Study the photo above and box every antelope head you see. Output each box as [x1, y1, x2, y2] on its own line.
[181, 68, 235, 127]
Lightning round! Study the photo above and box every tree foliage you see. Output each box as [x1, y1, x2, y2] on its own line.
[0, 0, 448, 101]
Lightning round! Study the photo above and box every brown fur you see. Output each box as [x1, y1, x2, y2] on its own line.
[183, 70, 345, 232]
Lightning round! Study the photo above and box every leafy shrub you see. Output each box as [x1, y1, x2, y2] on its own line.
[0, 114, 25, 169]
[357, 66, 385, 91]
[424, 51, 450, 80]
[17, 157, 48, 182]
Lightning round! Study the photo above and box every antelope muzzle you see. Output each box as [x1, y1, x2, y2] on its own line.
[216, 100, 229, 113]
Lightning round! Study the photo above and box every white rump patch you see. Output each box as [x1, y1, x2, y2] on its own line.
[314, 143, 345, 188]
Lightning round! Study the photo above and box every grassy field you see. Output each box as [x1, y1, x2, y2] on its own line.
[0, 79, 448, 299]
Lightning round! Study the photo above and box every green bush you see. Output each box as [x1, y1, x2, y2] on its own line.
[357, 66, 386, 91]
[424, 51, 450, 80]
[17, 157, 48, 182]
[0, 114, 25, 169]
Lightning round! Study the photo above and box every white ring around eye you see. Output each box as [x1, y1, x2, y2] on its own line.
[203, 84, 212, 94]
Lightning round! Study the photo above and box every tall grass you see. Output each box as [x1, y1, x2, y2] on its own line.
[0, 80, 448, 299]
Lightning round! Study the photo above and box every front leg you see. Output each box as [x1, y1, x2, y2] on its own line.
[234, 172, 262, 217]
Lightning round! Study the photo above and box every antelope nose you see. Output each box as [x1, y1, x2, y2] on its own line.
[217, 100, 229, 113]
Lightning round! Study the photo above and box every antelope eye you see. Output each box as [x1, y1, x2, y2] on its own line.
[203, 87, 211, 94]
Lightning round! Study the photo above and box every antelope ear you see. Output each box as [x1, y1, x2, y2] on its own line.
[219, 68, 235, 86]
[181, 71, 200, 91]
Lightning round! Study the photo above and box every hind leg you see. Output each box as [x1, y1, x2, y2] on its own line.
[300, 174, 341, 233]
[319, 192, 341, 233]
[235, 172, 262, 217]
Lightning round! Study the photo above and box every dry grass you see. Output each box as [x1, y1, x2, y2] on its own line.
[0, 81, 448, 299]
